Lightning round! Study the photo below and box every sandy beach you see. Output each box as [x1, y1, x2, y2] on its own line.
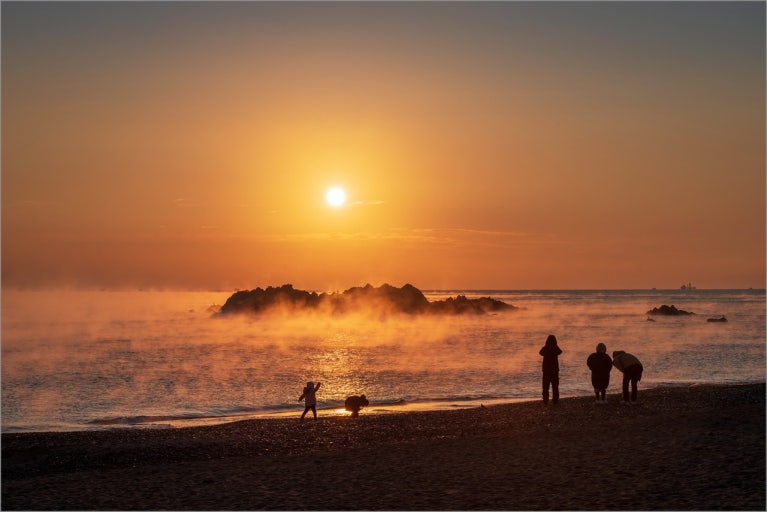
[2, 383, 764, 510]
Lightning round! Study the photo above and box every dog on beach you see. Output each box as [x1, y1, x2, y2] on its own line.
[344, 394, 369, 417]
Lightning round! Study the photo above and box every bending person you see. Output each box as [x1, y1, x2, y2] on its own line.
[612, 351, 643, 403]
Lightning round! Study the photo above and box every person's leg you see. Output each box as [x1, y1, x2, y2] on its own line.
[622, 373, 630, 401]
[594, 388, 600, 401]
[301, 406, 309, 420]
[542, 373, 550, 403]
[552, 374, 559, 403]
[625, 365, 642, 401]
[311, 405, 317, 419]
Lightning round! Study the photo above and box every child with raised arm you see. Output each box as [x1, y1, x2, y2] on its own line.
[298, 381, 322, 421]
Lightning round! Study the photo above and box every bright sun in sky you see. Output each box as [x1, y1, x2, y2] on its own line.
[326, 186, 346, 207]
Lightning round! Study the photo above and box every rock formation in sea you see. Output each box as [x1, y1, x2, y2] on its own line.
[646, 304, 695, 316]
[216, 283, 517, 317]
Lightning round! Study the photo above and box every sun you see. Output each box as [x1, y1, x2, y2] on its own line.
[326, 186, 346, 207]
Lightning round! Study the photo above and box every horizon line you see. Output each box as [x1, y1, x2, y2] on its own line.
[2, 285, 764, 294]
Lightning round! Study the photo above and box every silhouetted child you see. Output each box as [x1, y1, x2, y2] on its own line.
[612, 351, 643, 403]
[344, 394, 369, 417]
[539, 334, 562, 404]
[587, 343, 612, 403]
[298, 381, 322, 420]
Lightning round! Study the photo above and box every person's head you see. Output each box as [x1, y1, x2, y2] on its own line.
[545, 334, 557, 347]
[612, 350, 625, 358]
[306, 381, 314, 390]
[596, 343, 607, 353]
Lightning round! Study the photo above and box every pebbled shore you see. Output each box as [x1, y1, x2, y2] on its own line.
[3, 383, 765, 510]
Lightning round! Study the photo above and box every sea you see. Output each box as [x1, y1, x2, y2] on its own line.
[2, 288, 764, 433]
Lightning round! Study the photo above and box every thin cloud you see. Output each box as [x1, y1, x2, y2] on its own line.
[172, 198, 199, 208]
[4, 199, 58, 209]
[348, 200, 386, 207]
[267, 227, 545, 246]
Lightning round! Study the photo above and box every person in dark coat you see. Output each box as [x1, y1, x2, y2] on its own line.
[344, 394, 369, 417]
[539, 334, 562, 404]
[612, 351, 644, 403]
[586, 343, 612, 403]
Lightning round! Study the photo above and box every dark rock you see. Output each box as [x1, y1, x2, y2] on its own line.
[217, 283, 517, 317]
[646, 304, 695, 316]
[428, 295, 513, 315]
[219, 285, 321, 315]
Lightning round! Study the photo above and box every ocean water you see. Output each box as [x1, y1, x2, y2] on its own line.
[2, 288, 764, 433]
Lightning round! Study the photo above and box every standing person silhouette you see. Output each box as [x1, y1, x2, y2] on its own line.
[298, 381, 322, 420]
[612, 351, 643, 403]
[539, 335, 562, 404]
[587, 343, 613, 403]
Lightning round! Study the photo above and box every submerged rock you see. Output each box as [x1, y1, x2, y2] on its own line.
[646, 304, 695, 316]
[217, 283, 517, 317]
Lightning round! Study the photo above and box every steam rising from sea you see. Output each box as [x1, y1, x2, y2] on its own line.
[2, 288, 764, 432]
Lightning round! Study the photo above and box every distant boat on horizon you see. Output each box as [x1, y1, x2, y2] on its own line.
[681, 283, 697, 290]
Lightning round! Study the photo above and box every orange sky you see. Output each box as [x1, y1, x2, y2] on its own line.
[2, 2, 765, 290]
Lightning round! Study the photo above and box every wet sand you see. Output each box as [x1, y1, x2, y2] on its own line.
[3, 383, 764, 510]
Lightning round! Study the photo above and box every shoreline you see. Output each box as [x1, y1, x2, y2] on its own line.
[6, 381, 763, 434]
[3, 383, 764, 510]
[0, 396, 538, 434]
